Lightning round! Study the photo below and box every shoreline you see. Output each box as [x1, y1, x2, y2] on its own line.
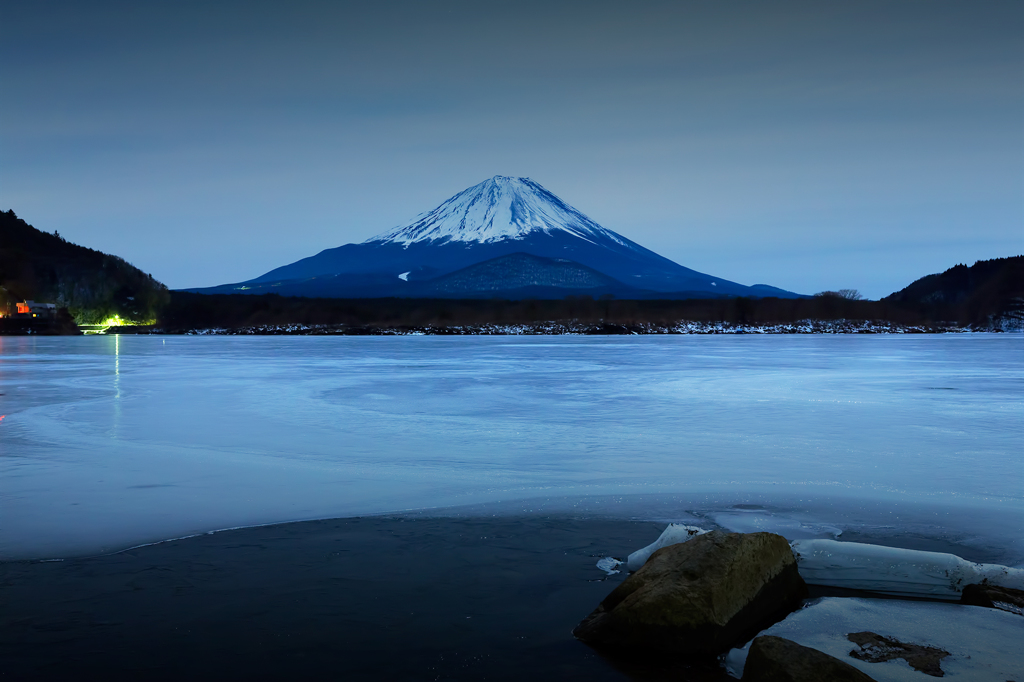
[7, 487, 1022, 566]
[80, 320, 1023, 335]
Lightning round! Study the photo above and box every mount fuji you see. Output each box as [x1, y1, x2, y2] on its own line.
[192, 176, 802, 299]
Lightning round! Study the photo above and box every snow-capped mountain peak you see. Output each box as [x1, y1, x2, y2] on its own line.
[366, 176, 629, 248]
[207, 174, 803, 299]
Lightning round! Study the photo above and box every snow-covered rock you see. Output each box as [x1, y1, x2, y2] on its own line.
[791, 539, 1024, 599]
[626, 524, 709, 571]
[725, 597, 1024, 681]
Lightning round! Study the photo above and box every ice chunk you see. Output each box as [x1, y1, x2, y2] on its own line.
[596, 557, 623, 575]
[626, 524, 709, 571]
[725, 597, 1024, 681]
[711, 510, 842, 540]
[791, 539, 1024, 599]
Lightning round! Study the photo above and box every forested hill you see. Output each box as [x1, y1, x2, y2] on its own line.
[883, 256, 1023, 326]
[0, 210, 168, 324]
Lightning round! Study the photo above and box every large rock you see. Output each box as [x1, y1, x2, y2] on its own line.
[960, 582, 1024, 615]
[742, 635, 877, 681]
[573, 531, 806, 657]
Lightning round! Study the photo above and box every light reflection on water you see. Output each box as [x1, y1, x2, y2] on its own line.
[0, 334, 1021, 560]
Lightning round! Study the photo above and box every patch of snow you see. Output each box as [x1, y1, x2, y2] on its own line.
[627, 524, 710, 571]
[170, 318, 1016, 336]
[365, 176, 634, 248]
[992, 600, 1024, 616]
[596, 557, 624, 575]
[724, 597, 1024, 681]
[791, 539, 1024, 599]
[398, 272, 410, 281]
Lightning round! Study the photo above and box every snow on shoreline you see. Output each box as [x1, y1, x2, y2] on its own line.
[133, 319, 1022, 336]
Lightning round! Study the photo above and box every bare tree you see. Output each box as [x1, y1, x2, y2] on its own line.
[814, 289, 863, 300]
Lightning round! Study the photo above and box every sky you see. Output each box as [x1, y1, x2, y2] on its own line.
[2, 1, 1021, 298]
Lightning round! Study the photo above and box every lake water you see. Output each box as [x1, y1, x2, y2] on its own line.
[1, 334, 1021, 562]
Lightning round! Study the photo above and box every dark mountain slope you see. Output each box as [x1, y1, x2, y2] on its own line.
[420, 252, 631, 297]
[245, 228, 743, 294]
[0, 210, 168, 324]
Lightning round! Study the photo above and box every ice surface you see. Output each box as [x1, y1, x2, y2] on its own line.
[1, 335, 1021, 560]
[791, 539, 1024, 598]
[724, 597, 1024, 681]
[710, 509, 842, 540]
[627, 524, 709, 571]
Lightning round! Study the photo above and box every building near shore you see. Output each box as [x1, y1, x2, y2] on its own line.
[13, 300, 57, 319]
[0, 299, 76, 335]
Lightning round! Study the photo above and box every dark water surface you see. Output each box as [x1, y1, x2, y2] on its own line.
[2, 516, 703, 682]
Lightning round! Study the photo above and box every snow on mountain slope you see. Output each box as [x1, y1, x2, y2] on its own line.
[368, 176, 633, 249]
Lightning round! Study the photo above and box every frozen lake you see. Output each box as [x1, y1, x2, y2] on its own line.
[1, 334, 1021, 561]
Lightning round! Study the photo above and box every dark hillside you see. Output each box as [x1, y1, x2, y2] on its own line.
[883, 256, 1023, 326]
[0, 210, 169, 324]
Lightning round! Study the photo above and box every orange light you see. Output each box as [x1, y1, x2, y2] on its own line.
[16, 303, 30, 314]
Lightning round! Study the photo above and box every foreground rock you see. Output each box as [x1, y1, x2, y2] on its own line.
[725, 597, 1024, 681]
[742, 635, 877, 681]
[573, 531, 806, 657]
[960, 582, 1024, 615]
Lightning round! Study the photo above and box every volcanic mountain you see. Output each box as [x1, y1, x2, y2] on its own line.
[193, 176, 802, 299]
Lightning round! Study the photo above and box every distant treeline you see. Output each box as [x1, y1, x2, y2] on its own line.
[0, 210, 168, 324]
[155, 291, 1007, 333]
